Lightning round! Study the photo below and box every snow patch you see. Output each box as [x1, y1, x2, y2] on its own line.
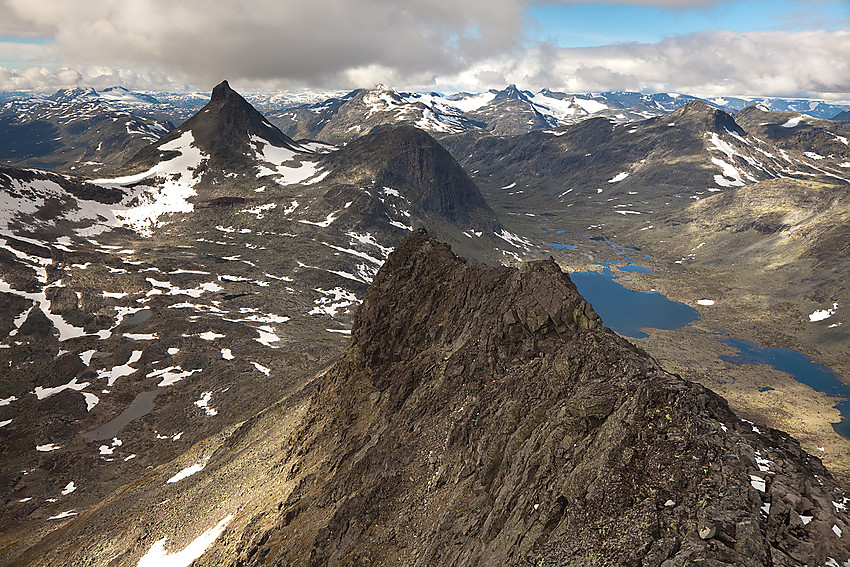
[298, 211, 338, 228]
[47, 510, 78, 520]
[166, 461, 207, 484]
[309, 287, 361, 318]
[749, 475, 766, 492]
[136, 514, 233, 567]
[34, 377, 90, 400]
[251, 362, 271, 376]
[810, 303, 838, 322]
[495, 229, 532, 249]
[148, 366, 202, 387]
[194, 392, 218, 416]
[82, 392, 99, 411]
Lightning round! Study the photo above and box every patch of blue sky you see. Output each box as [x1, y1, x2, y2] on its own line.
[0, 35, 50, 45]
[0, 36, 53, 68]
[524, 0, 850, 48]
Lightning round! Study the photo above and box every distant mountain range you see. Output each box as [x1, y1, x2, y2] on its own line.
[2, 84, 848, 174]
[2, 80, 850, 566]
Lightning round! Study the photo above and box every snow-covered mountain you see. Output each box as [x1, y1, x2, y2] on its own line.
[0, 95, 173, 175]
[269, 84, 483, 142]
[47, 86, 161, 106]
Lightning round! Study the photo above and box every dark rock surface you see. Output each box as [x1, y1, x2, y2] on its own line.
[116, 79, 302, 176]
[323, 125, 500, 230]
[223, 230, 850, 566]
[735, 105, 850, 161]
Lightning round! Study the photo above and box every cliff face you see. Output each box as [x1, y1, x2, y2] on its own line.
[323, 125, 500, 229]
[231, 230, 850, 567]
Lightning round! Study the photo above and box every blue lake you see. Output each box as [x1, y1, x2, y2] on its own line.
[571, 268, 700, 339]
[617, 265, 653, 274]
[721, 338, 850, 438]
[546, 230, 850, 439]
[570, 265, 850, 439]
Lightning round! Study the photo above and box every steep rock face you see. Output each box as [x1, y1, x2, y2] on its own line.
[231, 230, 850, 567]
[117, 80, 302, 175]
[323, 125, 499, 229]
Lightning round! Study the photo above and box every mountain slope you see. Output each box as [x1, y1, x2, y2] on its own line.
[16, 230, 850, 566]
[322, 125, 497, 228]
[656, 175, 850, 349]
[0, 84, 517, 564]
[441, 100, 849, 226]
[735, 106, 850, 174]
[0, 97, 172, 175]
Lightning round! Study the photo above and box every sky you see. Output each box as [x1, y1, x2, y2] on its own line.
[0, 0, 848, 99]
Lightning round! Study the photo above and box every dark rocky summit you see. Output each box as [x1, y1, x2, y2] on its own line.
[227, 230, 850, 566]
[117, 79, 302, 175]
[323, 125, 500, 229]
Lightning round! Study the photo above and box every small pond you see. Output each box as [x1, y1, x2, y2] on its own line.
[119, 309, 152, 327]
[83, 389, 161, 441]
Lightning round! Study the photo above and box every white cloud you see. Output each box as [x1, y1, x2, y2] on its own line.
[0, 1, 846, 100]
[0, 0, 523, 86]
[437, 29, 850, 100]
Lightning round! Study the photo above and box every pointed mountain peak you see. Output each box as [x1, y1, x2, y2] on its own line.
[210, 79, 237, 101]
[494, 84, 530, 102]
[668, 100, 745, 135]
[116, 80, 301, 176]
[180, 80, 297, 148]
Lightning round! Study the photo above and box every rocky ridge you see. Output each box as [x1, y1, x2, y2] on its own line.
[20, 230, 842, 566]
[220, 230, 850, 566]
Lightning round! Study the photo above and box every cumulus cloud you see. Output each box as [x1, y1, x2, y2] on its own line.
[441, 29, 850, 100]
[0, 0, 846, 99]
[0, 65, 196, 92]
[0, 0, 523, 86]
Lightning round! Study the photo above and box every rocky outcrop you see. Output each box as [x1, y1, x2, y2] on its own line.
[230, 230, 850, 566]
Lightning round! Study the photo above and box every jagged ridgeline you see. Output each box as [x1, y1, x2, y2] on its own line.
[24, 231, 850, 566]
[233, 231, 850, 566]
